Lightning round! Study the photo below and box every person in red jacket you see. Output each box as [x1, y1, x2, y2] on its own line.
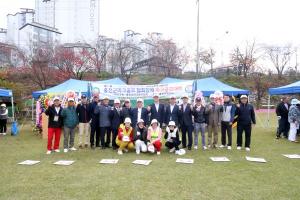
[116, 117, 134, 155]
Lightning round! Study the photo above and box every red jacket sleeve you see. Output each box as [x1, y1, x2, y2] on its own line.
[117, 127, 123, 140]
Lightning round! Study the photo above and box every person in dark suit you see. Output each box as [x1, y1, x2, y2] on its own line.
[179, 95, 194, 150]
[276, 96, 290, 139]
[164, 96, 180, 126]
[122, 99, 132, 120]
[147, 94, 165, 127]
[110, 99, 123, 150]
[130, 98, 149, 128]
[87, 95, 100, 149]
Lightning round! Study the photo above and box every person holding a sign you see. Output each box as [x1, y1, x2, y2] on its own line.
[44, 97, 63, 154]
[61, 98, 79, 153]
[111, 99, 123, 150]
[236, 95, 256, 151]
[88, 95, 100, 149]
[164, 121, 181, 154]
[76, 95, 90, 148]
[206, 94, 222, 149]
[133, 119, 148, 154]
[179, 95, 194, 150]
[147, 119, 163, 155]
[148, 94, 165, 127]
[164, 96, 180, 125]
[116, 117, 134, 155]
[131, 98, 149, 128]
[95, 96, 112, 149]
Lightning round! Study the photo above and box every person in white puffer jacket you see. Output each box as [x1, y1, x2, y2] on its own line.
[0, 104, 8, 135]
[288, 99, 300, 142]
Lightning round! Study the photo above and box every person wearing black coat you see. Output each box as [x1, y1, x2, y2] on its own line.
[147, 95, 165, 127]
[76, 95, 91, 148]
[133, 119, 148, 154]
[110, 99, 123, 150]
[44, 97, 63, 154]
[87, 95, 100, 149]
[122, 99, 132, 120]
[276, 97, 290, 139]
[164, 96, 181, 126]
[179, 95, 194, 150]
[236, 95, 256, 151]
[164, 121, 181, 153]
[130, 98, 149, 128]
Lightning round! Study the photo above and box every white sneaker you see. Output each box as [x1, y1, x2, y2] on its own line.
[175, 150, 180, 155]
[237, 146, 242, 150]
[136, 151, 140, 155]
[203, 146, 207, 150]
[2, 132, 6, 136]
[169, 147, 176, 153]
[54, 149, 60, 153]
[227, 146, 232, 150]
[208, 145, 211, 148]
[245, 147, 251, 152]
[219, 145, 225, 148]
[118, 150, 123, 155]
[46, 150, 52, 155]
[64, 148, 68, 153]
[69, 147, 77, 151]
[194, 146, 198, 150]
[0, 133, 2, 135]
[124, 148, 128, 153]
[157, 151, 161, 155]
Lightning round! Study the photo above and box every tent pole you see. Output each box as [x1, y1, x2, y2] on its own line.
[11, 95, 15, 121]
[267, 95, 271, 128]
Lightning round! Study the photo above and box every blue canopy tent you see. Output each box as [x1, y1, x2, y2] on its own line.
[0, 88, 14, 121]
[159, 77, 194, 84]
[95, 77, 126, 85]
[192, 77, 249, 96]
[268, 80, 300, 95]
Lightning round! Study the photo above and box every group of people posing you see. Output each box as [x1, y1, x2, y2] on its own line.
[276, 97, 300, 142]
[44, 93, 256, 155]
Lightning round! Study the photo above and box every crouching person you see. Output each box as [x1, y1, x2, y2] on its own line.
[133, 119, 148, 154]
[147, 119, 162, 155]
[165, 121, 181, 154]
[116, 117, 134, 155]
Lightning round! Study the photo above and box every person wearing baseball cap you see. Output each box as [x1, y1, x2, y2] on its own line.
[147, 94, 165, 127]
[133, 119, 148, 154]
[111, 99, 123, 150]
[288, 98, 300, 143]
[76, 94, 91, 149]
[61, 96, 79, 153]
[147, 119, 163, 155]
[179, 95, 194, 150]
[165, 95, 180, 125]
[164, 121, 182, 154]
[0, 103, 8, 136]
[87, 94, 100, 149]
[116, 117, 134, 155]
[236, 94, 256, 151]
[131, 98, 149, 128]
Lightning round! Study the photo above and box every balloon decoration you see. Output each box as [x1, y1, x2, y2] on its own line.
[193, 91, 206, 106]
[213, 90, 224, 105]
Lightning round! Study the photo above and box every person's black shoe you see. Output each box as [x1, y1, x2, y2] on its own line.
[188, 147, 192, 150]
[105, 144, 111, 148]
[182, 146, 187, 149]
[276, 136, 280, 139]
[113, 146, 117, 150]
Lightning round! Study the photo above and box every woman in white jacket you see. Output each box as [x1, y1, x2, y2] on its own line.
[288, 99, 300, 142]
[0, 104, 8, 135]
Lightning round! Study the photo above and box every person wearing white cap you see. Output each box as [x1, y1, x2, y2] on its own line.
[147, 119, 163, 155]
[164, 96, 180, 125]
[76, 95, 90, 149]
[0, 103, 8, 136]
[236, 95, 256, 151]
[61, 97, 79, 153]
[133, 119, 148, 154]
[130, 98, 149, 127]
[116, 117, 134, 155]
[179, 95, 194, 150]
[288, 98, 300, 142]
[121, 99, 132, 121]
[95, 96, 112, 149]
[206, 93, 222, 149]
[147, 94, 165, 127]
[164, 121, 182, 154]
[111, 99, 123, 150]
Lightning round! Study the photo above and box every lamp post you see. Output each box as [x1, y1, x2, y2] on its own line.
[196, 0, 200, 78]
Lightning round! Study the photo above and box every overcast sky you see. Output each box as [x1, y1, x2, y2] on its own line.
[1, 0, 300, 70]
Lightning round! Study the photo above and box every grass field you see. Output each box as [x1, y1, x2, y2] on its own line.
[0, 113, 300, 200]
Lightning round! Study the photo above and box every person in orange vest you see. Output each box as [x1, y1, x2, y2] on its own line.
[116, 117, 134, 155]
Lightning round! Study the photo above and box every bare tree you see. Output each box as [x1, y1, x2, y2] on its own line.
[264, 45, 294, 78]
[199, 47, 215, 74]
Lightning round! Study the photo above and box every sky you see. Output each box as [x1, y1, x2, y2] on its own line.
[0, 0, 300, 70]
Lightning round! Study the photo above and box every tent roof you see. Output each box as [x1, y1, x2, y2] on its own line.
[0, 88, 13, 97]
[269, 80, 300, 95]
[32, 78, 127, 99]
[159, 77, 193, 84]
[192, 77, 249, 96]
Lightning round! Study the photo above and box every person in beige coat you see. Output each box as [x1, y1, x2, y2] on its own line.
[206, 94, 222, 148]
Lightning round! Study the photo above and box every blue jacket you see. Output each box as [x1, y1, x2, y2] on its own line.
[94, 104, 112, 127]
[61, 106, 79, 128]
[236, 103, 256, 125]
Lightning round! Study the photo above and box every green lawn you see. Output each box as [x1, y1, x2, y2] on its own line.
[0, 113, 300, 200]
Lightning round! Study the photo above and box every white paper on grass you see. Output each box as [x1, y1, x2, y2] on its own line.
[132, 160, 152, 166]
[18, 160, 40, 165]
[176, 158, 194, 164]
[99, 159, 119, 164]
[245, 156, 267, 163]
[210, 157, 230, 162]
[53, 160, 75, 166]
[282, 154, 300, 159]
